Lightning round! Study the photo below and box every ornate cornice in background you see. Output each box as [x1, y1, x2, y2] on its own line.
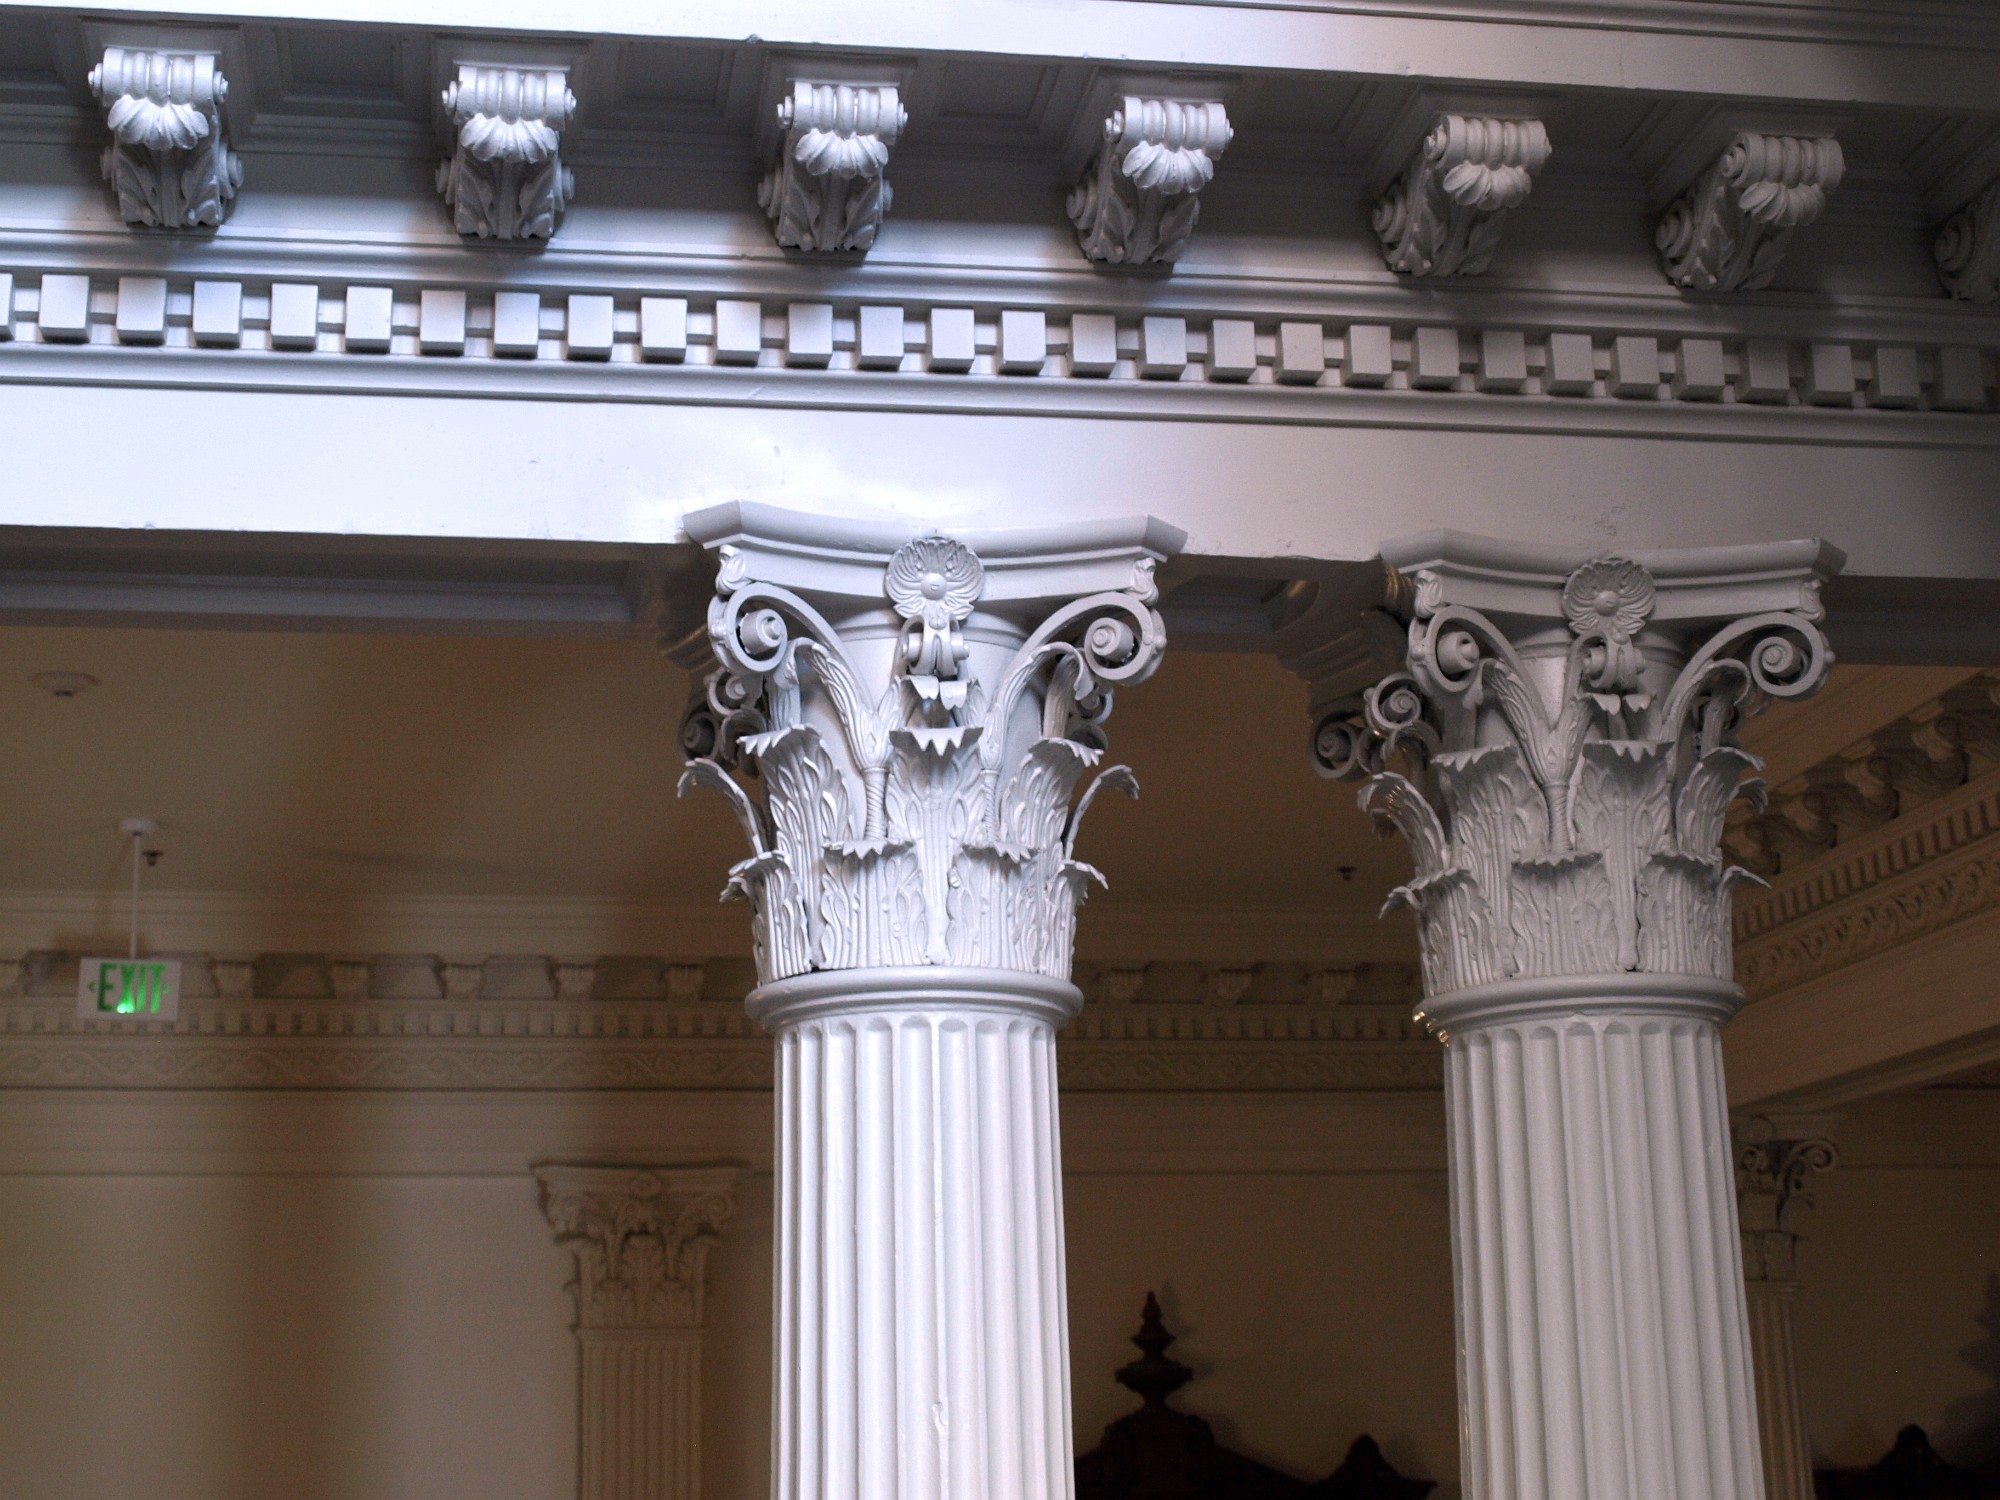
[1734, 675, 2000, 1000]
[0, 954, 1436, 1093]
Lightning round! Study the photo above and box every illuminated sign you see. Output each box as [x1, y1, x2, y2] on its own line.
[76, 957, 182, 1021]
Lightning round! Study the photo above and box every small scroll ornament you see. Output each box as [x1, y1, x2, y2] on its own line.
[90, 47, 242, 229]
[1069, 97, 1233, 266]
[436, 65, 577, 242]
[1657, 132, 1844, 292]
[681, 533, 1167, 983]
[1373, 114, 1551, 278]
[758, 82, 906, 253]
[1315, 555, 1832, 998]
[1935, 177, 2000, 304]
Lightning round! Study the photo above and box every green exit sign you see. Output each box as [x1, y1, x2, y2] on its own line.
[76, 958, 182, 1021]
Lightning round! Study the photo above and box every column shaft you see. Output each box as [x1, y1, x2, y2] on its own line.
[1445, 996, 1761, 1500]
[765, 973, 1075, 1500]
[581, 1330, 704, 1500]
[1745, 1285, 1813, 1500]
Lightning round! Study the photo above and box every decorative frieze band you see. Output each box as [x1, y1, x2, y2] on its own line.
[3, 269, 1994, 418]
[0, 954, 1435, 1092]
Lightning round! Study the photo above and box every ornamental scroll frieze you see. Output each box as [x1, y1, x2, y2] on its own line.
[1373, 114, 1551, 278]
[90, 47, 242, 230]
[679, 534, 1166, 985]
[1069, 97, 1233, 266]
[1656, 132, 1844, 292]
[534, 1165, 737, 1331]
[1315, 557, 1832, 998]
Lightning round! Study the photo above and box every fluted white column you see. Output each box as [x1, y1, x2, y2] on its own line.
[759, 971, 1075, 1500]
[536, 1165, 740, 1500]
[1735, 1117, 1840, 1500]
[1313, 534, 1839, 1500]
[678, 504, 1179, 1500]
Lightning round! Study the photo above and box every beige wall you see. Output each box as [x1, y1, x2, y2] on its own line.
[0, 1085, 1992, 1499]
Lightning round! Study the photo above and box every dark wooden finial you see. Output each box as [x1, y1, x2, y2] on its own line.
[1115, 1291, 1195, 1409]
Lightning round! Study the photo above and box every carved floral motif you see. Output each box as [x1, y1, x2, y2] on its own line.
[1656, 132, 1844, 292]
[758, 82, 906, 253]
[435, 65, 577, 241]
[1935, 177, 2000, 304]
[680, 534, 1166, 984]
[1373, 114, 1551, 278]
[1316, 556, 1832, 997]
[535, 1166, 736, 1330]
[90, 47, 242, 229]
[1068, 97, 1233, 265]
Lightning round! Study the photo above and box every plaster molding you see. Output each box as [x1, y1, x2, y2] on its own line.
[1733, 1115, 1839, 1285]
[89, 46, 241, 229]
[1068, 96, 1232, 266]
[535, 1163, 738, 1331]
[680, 520, 1175, 986]
[435, 63, 576, 242]
[1935, 177, 2000, 304]
[4, 258, 1998, 434]
[1373, 114, 1550, 278]
[1315, 542, 1835, 997]
[1657, 132, 1845, 293]
[757, 81, 905, 254]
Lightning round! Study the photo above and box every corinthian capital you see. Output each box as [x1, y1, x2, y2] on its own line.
[1657, 132, 1844, 292]
[90, 46, 242, 229]
[1734, 1114, 1840, 1284]
[1374, 114, 1551, 278]
[758, 81, 906, 253]
[436, 64, 577, 241]
[1315, 534, 1838, 1001]
[1069, 96, 1233, 265]
[534, 1164, 737, 1331]
[678, 504, 1181, 986]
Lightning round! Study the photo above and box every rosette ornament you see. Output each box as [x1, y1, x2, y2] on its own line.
[680, 527, 1168, 983]
[1316, 548, 1834, 999]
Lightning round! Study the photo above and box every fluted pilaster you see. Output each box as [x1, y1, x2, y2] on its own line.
[679, 504, 1180, 1500]
[1315, 532, 1839, 1500]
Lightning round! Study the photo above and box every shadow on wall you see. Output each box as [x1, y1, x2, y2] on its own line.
[1940, 1273, 2000, 1472]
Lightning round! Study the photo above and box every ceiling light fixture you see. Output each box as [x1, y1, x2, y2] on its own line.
[31, 670, 98, 699]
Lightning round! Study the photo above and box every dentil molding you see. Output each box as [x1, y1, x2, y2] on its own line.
[89, 46, 241, 230]
[1656, 132, 1845, 293]
[435, 64, 577, 242]
[1373, 114, 1550, 278]
[1068, 96, 1234, 266]
[757, 81, 906, 254]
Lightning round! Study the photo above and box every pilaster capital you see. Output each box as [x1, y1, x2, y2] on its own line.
[1656, 131, 1844, 292]
[678, 503, 1182, 989]
[435, 62, 577, 241]
[1733, 1113, 1840, 1284]
[1316, 532, 1840, 1002]
[1068, 95, 1233, 266]
[758, 79, 906, 253]
[1373, 113, 1551, 278]
[89, 45, 241, 229]
[533, 1164, 738, 1331]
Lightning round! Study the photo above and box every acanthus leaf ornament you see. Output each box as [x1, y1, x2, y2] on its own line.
[1068, 97, 1233, 266]
[90, 47, 242, 230]
[1656, 132, 1844, 292]
[1318, 550, 1833, 998]
[436, 65, 578, 241]
[1935, 176, 2000, 304]
[758, 82, 906, 254]
[681, 531, 1167, 985]
[1373, 114, 1551, 278]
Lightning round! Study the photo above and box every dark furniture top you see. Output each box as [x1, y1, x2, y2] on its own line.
[1074, 1293, 1435, 1500]
[1817, 1427, 1991, 1500]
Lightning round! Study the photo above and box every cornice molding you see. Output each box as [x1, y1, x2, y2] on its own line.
[3, 263, 1996, 444]
[0, 955, 1437, 1092]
